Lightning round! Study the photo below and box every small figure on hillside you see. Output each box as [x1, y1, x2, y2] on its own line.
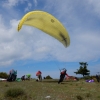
[21, 75, 25, 81]
[44, 77, 46, 79]
[96, 74, 100, 82]
[58, 68, 69, 84]
[36, 70, 42, 81]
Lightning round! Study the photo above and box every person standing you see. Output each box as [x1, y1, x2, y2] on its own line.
[36, 71, 42, 81]
[21, 75, 25, 81]
[96, 74, 100, 82]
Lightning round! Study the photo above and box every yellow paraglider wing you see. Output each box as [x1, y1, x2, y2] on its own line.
[17, 10, 70, 47]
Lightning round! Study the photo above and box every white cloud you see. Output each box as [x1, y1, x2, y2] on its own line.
[87, 0, 100, 17]
[2, 0, 28, 8]
[3, 0, 19, 8]
[24, 2, 32, 12]
[0, 17, 100, 67]
[0, 0, 100, 68]
[33, 0, 37, 7]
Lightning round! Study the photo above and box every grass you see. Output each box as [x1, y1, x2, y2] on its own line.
[5, 87, 24, 98]
[0, 79, 100, 100]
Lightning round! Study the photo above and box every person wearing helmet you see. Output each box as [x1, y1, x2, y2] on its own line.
[58, 68, 69, 84]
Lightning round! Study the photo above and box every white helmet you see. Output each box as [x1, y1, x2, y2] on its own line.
[62, 68, 67, 71]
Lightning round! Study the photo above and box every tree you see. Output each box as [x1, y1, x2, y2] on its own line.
[0, 72, 9, 79]
[74, 62, 90, 77]
[45, 75, 53, 79]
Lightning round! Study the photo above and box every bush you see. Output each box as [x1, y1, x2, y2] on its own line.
[5, 87, 25, 98]
[93, 78, 98, 82]
[45, 75, 52, 79]
[86, 93, 91, 97]
[76, 95, 83, 100]
[0, 72, 9, 79]
[83, 76, 91, 80]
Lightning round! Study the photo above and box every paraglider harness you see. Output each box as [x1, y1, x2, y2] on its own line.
[60, 68, 67, 79]
[58, 68, 68, 84]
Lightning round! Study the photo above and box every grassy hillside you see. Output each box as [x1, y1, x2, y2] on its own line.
[0, 79, 100, 100]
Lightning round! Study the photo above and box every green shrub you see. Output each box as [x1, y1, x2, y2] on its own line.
[86, 93, 91, 97]
[5, 87, 25, 98]
[76, 95, 83, 100]
[45, 75, 52, 79]
[5, 84, 9, 87]
[93, 78, 97, 82]
[83, 76, 91, 80]
[0, 72, 9, 79]
[81, 75, 98, 80]
[97, 95, 100, 98]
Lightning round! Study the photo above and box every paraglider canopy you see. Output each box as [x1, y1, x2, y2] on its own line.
[26, 74, 31, 77]
[17, 10, 70, 47]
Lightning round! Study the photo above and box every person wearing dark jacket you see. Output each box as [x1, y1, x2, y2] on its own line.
[7, 69, 17, 82]
[58, 68, 69, 84]
[21, 75, 25, 81]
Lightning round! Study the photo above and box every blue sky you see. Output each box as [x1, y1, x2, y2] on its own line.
[0, 0, 100, 79]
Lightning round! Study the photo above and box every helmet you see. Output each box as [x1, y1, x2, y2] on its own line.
[62, 68, 67, 71]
